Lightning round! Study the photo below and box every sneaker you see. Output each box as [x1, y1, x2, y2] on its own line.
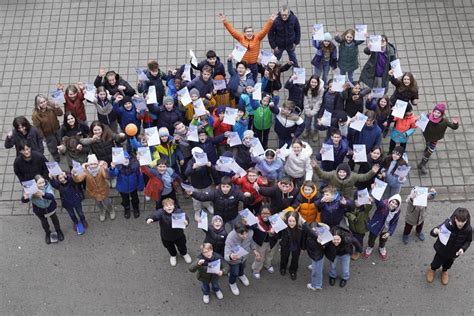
[109, 207, 116, 220]
[379, 247, 388, 261]
[229, 283, 239, 296]
[57, 230, 64, 241]
[307, 264, 312, 270]
[402, 234, 410, 245]
[124, 208, 131, 219]
[351, 252, 361, 261]
[238, 275, 250, 286]
[76, 222, 85, 235]
[45, 233, 51, 244]
[170, 256, 177, 266]
[266, 266, 275, 274]
[290, 272, 297, 280]
[417, 232, 426, 241]
[183, 254, 192, 264]
[339, 279, 347, 288]
[145, 195, 151, 201]
[215, 290, 223, 300]
[306, 283, 321, 291]
[133, 209, 140, 218]
[362, 247, 373, 258]
[252, 272, 261, 280]
[99, 210, 106, 222]
[329, 277, 336, 286]
[202, 295, 209, 304]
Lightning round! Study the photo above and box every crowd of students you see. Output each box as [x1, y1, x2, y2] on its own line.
[5, 5, 471, 304]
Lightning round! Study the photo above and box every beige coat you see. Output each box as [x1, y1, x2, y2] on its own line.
[73, 165, 109, 201]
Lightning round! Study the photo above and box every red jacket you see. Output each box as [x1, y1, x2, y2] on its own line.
[64, 89, 86, 122]
[140, 166, 179, 202]
[232, 175, 266, 205]
[212, 115, 232, 145]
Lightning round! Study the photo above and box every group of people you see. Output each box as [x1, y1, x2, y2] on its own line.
[5, 5, 471, 304]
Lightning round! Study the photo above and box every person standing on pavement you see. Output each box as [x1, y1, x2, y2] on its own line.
[268, 5, 301, 67]
[218, 12, 277, 82]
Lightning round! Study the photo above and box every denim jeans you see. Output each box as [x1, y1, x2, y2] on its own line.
[328, 254, 351, 280]
[274, 46, 299, 67]
[201, 280, 221, 295]
[313, 63, 331, 86]
[304, 115, 318, 131]
[65, 204, 85, 224]
[339, 70, 355, 84]
[248, 63, 259, 82]
[310, 257, 324, 289]
[228, 261, 245, 284]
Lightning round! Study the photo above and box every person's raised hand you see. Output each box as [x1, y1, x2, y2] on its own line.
[99, 66, 106, 77]
[217, 13, 226, 22]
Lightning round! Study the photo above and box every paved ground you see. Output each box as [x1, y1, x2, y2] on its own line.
[1, 0, 473, 314]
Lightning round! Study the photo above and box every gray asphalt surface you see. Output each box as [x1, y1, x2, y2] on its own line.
[1, 200, 473, 315]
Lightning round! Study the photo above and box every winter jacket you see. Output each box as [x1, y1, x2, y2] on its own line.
[108, 160, 144, 193]
[318, 90, 345, 120]
[212, 117, 232, 144]
[137, 69, 168, 106]
[325, 226, 362, 261]
[113, 102, 140, 132]
[203, 225, 228, 256]
[347, 204, 372, 234]
[5, 127, 44, 156]
[258, 63, 292, 94]
[259, 181, 298, 214]
[80, 133, 124, 164]
[223, 19, 273, 64]
[253, 102, 279, 130]
[367, 195, 402, 236]
[351, 124, 382, 153]
[311, 40, 338, 69]
[148, 208, 188, 241]
[250, 218, 280, 248]
[383, 160, 407, 188]
[342, 88, 369, 118]
[313, 163, 376, 198]
[152, 140, 184, 168]
[21, 182, 57, 216]
[280, 226, 303, 252]
[141, 166, 180, 202]
[189, 134, 225, 164]
[390, 113, 416, 144]
[187, 76, 214, 98]
[405, 197, 427, 226]
[285, 80, 304, 107]
[184, 159, 215, 189]
[389, 76, 419, 106]
[59, 122, 90, 139]
[32, 102, 63, 137]
[234, 144, 255, 171]
[355, 154, 384, 190]
[227, 60, 254, 99]
[253, 155, 284, 181]
[94, 73, 135, 97]
[156, 106, 182, 135]
[232, 175, 266, 205]
[64, 89, 86, 122]
[224, 229, 257, 264]
[280, 141, 313, 181]
[59, 135, 89, 169]
[192, 57, 226, 79]
[316, 194, 354, 227]
[287, 185, 319, 223]
[238, 93, 259, 116]
[233, 117, 249, 140]
[302, 222, 327, 261]
[72, 165, 109, 201]
[13, 151, 49, 182]
[334, 36, 365, 72]
[303, 80, 325, 117]
[268, 11, 301, 49]
[423, 116, 459, 143]
[50, 175, 83, 209]
[93, 97, 118, 127]
[189, 253, 227, 283]
[359, 45, 397, 88]
[191, 184, 254, 223]
[430, 214, 471, 259]
[274, 110, 305, 140]
[316, 138, 349, 172]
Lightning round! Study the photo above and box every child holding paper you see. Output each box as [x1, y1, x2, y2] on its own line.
[365, 95, 391, 135]
[189, 129, 225, 165]
[302, 75, 325, 141]
[316, 80, 345, 131]
[156, 97, 183, 135]
[388, 71, 419, 107]
[227, 58, 254, 101]
[388, 104, 416, 154]
[5, 116, 44, 156]
[252, 149, 284, 183]
[141, 158, 181, 209]
[302, 220, 331, 291]
[259, 176, 298, 214]
[232, 105, 249, 139]
[210, 74, 234, 109]
[334, 29, 366, 84]
[402, 187, 437, 244]
[379, 146, 408, 199]
[63, 83, 87, 123]
[203, 215, 228, 256]
[187, 65, 214, 100]
[279, 211, 303, 279]
[22, 174, 64, 244]
[279, 139, 313, 187]
[151, 127, 184, 177]
[315, 185, 354, 228]
[346, 202, 373, 260]
[316, 129, 349, 172]
[274, 101, 306, 147]
[426, 208, 471, 285]
[80, 121, 126, 164]
[189, 243, 226, 304]
[311, 32, 338, 86]
[137, 60, 168, 106]
[50, 172, 87, 235]
[234, 130, 256, 171]
[232, 167, 266, 215]
[252, 93, 279, 149]
[32, 94, 64, 162]
[146, 198, 192, 267]
[362, 194, 401, 260]
[349, 110, 382, 169]
[285, 180, 319, 223]
[113, 95, 141, 134]
[259, 57, 293, 95]
[237, 81, 258, 129]
[91, 86, 119, 132]
[212, 106, 232, 155]
[191, 50, 226, 79]
[108, 151, 144, 219]
[355, 145, 384, 190]
[342, 81, 369, 118]
[326, 226, 362, 287]
[418, 103, 459, 175]
[94, 68, 135, 98]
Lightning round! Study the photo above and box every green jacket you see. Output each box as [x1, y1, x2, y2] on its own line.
[334, 36, 364, 72]
[313, 163, 376, 198]
[253, 104, 273, 130]
[422, 117, 458, 143]
[188, 253, 227, 283]
[347, 204, 372, 234]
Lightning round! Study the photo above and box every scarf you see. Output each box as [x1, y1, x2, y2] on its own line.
[87, 165, 100, 177]
[428, 112, 443, 124]
[258, 216, 272, 232]
[95, 99, 113, 116]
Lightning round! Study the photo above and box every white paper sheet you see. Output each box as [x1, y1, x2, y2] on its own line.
[239, 208, 259, 226]
[84, 83, 97, 103]
[144, 127, 160, 146]
[332, 75, 346, 92]
[198, 210, 208, 231]
[171, 212, 186, 229]
[232, 43, 247, 62]
[390, 59, 403, 78]
[413, 186, 429, 207]
[369, 35, 382, 52]
[223, 107, 238, 125]
[355, 24, 367, 41]
[72, 160, 85, 176]
[177, 87, 192, 105]
[313, 24, 324, 40]
[186, 124, 199, 142]
[439, 224, 451, 245]
[193, 98, 207, 116]
[112, 147, 125, 164]
[189, 49, 198, 67]
[227, 132, 242, 147]
[293, 67, 306, 84]
[353, 144, 367, 162]
[315, 226, 333, 245]
[50, 90, 65, 105]
[182, 64, 192, 82]
[252, 82, 262, 100]
[137, 147, 153, 166]
[269, 214, 288, 233]
[321, 110, 332, 127]
[250, 137, 265, 157]
[371, 178, 387, 201]
[146, 86, 157, 104]
[391, 100, 408, 119]
[46, 162, 62, 176]
[212, 79, 227, 91]
[133, 96, 147, 112]
[321, 143, 334, 161]
[371, 88, 385, 99]
[22, 180, 38, 195]
[193, 151, 209, 167]
[135, 67, 149, 81]
[206, 259, 221, 274]
[349, 112, 368, 132]
[357, 188, 371, 205]
[394, 165, 411, 178]
[416, 113, 429, 132]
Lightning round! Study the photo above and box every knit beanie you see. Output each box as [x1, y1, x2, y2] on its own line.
[189, 88, 200, 98]
[119, 95, 132, 107]
[243, 130, 254, 140]
[245, 79, 255, 87]
[163, 96, 174, 105]
[216, 105, 226, 115]
[324, 32, 333, 41]
[87, 154, 98, 164]
[158, 127, 170, 137]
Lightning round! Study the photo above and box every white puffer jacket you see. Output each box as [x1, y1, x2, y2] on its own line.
[282, 141, 314, 181]
[303, 78, 325, 117]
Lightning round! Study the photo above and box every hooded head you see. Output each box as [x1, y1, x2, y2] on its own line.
[191, 147, 204, 156]
[388, 194, 402, 210]
[336, 162, 351, 180]
[119, 95, 133, 108]
[163, 96, 174, 106]
[243, 130, 254, 144]
[211, 215, 224, 231]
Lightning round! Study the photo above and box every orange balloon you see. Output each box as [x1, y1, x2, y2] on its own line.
[125, 124, 138, 136]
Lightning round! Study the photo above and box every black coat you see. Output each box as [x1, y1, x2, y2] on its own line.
[431, 216, 472, 259]
[259, 185, 298, 214]
[184, 159, 215, 189]
[325, 226, 362, 261]
[250, 220, 280, 248]
[156, 106, 182, 135]
[192, 57, 226, 79]
[14, 151, 49, 182]
[302, 223, 327, 262]
[137, 70, 168, 106]
[148, 208, 189, 241]
[268, 11, 301, 49]
[280, 226, 303, 251]
[94, 74, 135, 97]
[203, 226, 228, 256]
[234, 144, 254, 171]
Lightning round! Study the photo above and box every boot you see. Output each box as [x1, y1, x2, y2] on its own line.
[441, 271, 449, 285]
[418, 159, 428, 175]
[45, 232, 51, 244]
[426, 268, 436, 283]
[133, 207, 140, 218]
[57, 229, 64, 241]
[124, 207, 131, 219]
[311, 130, 319, 142]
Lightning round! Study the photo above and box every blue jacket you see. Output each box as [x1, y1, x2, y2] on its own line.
[315, 194, 354, 227]
[367, 196, 401, 235]
[316, 138, 349, 172]
[187, 76, 214, 98]
[238, 94, 259, 116]
[192, 57, 226, 78]
[311, 40, 338, 69]
[114, 102, 140, 131]
[268, 11, 301, 49]
[274, 110, 305, 140]
[21, 183, 57, 216]
[284, 79, 304, 107]
[233, 117, 249, 139]
[351, 124, 382, 153]
[50, 175, 83, 209]
[109, 159, 144, 193]
[227, 60, 253, 98]
[253, 155, 284, 181]
[137, 70, 168, 106]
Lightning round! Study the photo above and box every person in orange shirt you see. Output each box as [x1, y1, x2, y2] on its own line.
[218, 12, 277, 82]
